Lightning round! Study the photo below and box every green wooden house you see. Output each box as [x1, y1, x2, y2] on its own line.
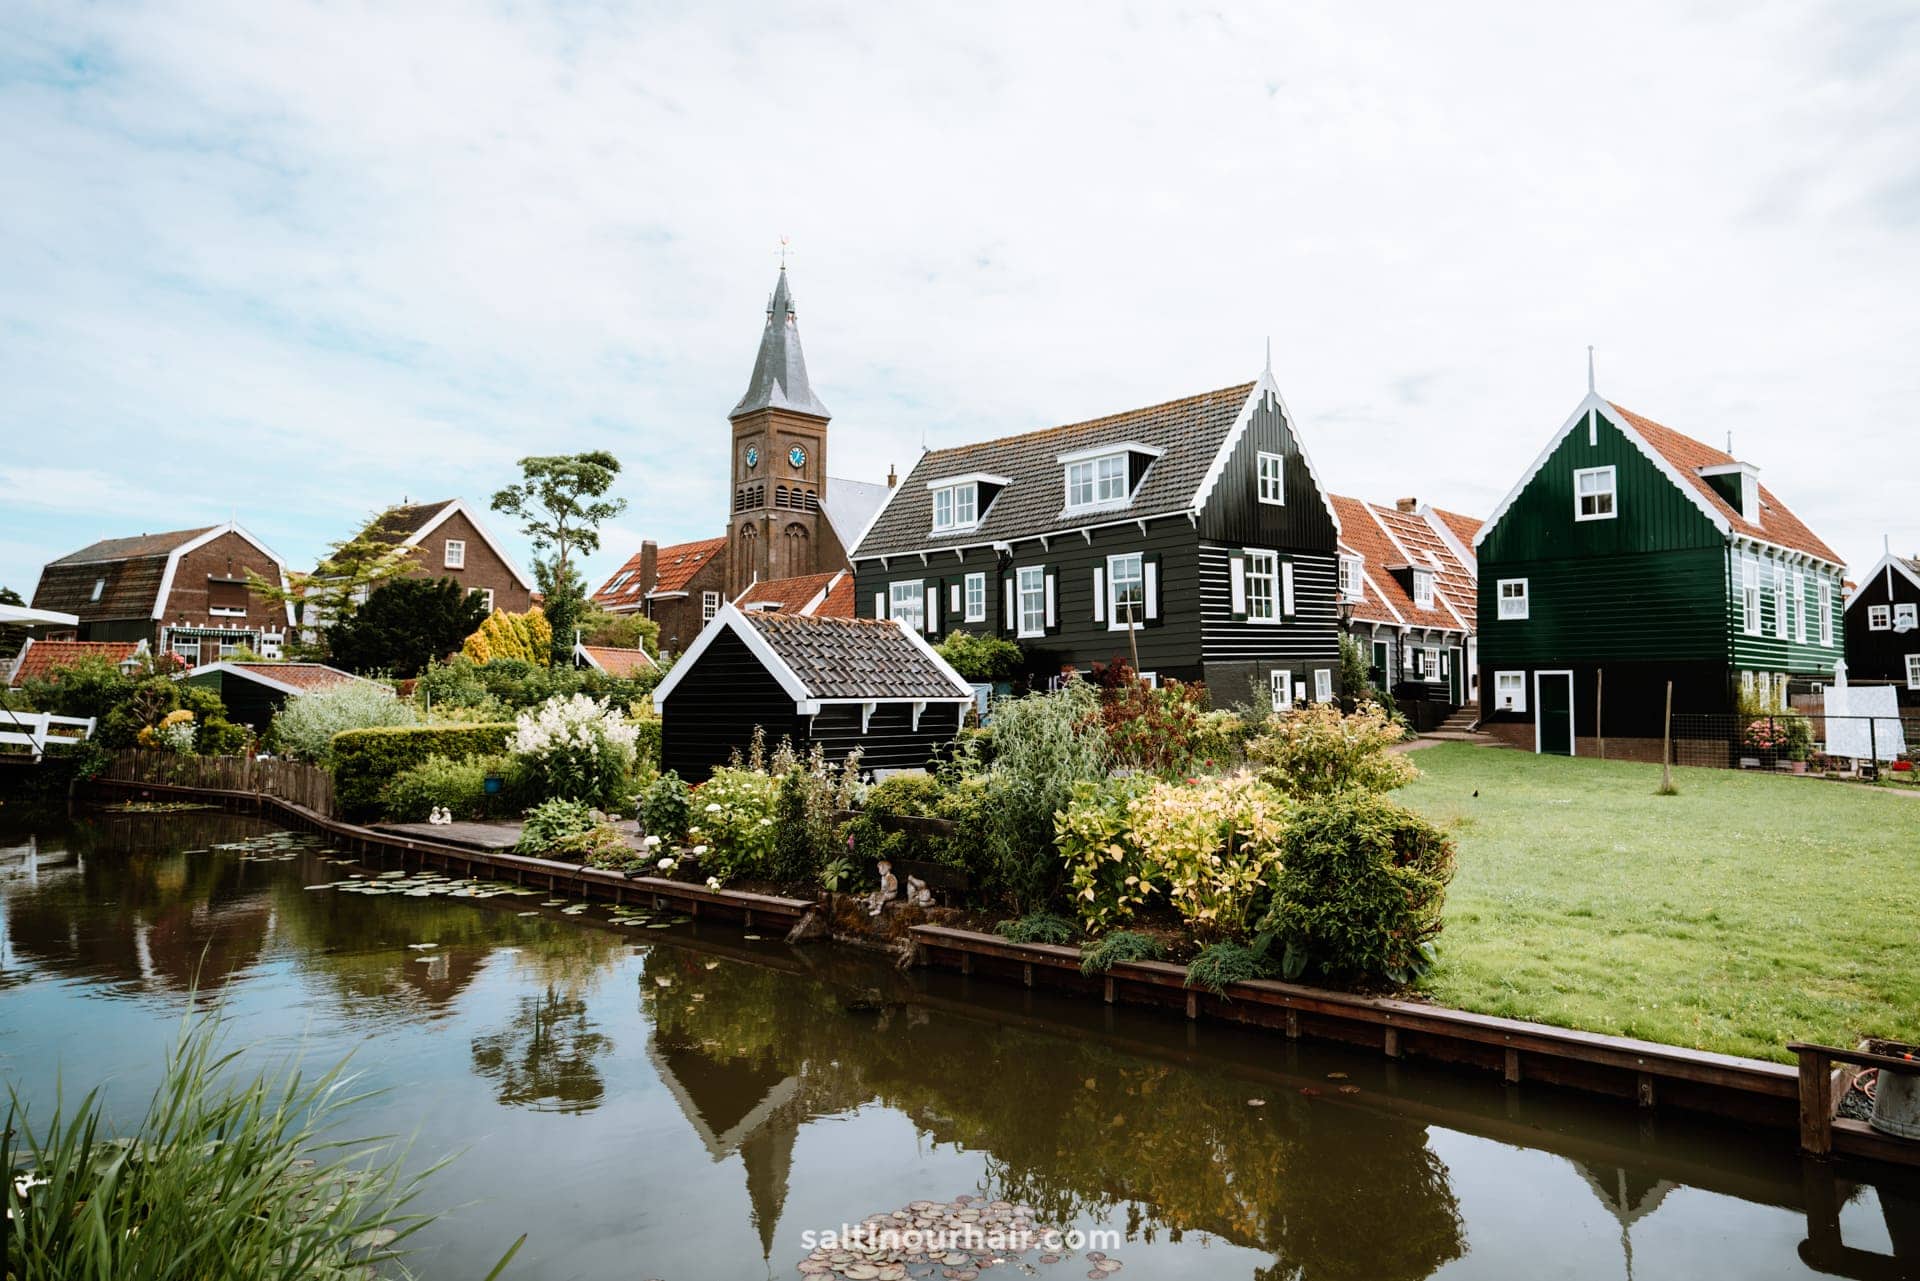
[1475, 388, 1845, 756]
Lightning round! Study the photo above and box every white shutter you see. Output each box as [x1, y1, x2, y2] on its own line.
[1281, 561, 1295, 615]
[1004, 578, 1016, 632]
[949, 582, 962, 613]
[1144, 559, 1159, 620]
[1044, 572, 1057, 628]
[874, 592, 886, 619]
[1229, 557, 1247, 614]
[925, 585, 939, 633]
[1092, 568, 1105, 622]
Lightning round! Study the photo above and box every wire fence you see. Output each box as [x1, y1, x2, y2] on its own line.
[1670, 711, 1919, 778]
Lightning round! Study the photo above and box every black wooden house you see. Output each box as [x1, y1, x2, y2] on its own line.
[653, 603, 975, 779]
[848, 372, 1344, 710]
[1844, 548, 1920, 708]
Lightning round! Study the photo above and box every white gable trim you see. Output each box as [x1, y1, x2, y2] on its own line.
[651, 602, 813, 708]
[1357, 570, 1407, 626]
[1189, 370, 1341, 539]
[891, 615, 982, 699]
[1475, 394, 1730, 552]
[1419, 505, 1479, 573]
[183, 662, 366, 697]
[847, 474, 910, 561]
[403, 500, 537, 593]
[572, 640, 658, 673]
[151, 522, 297, 627]
[1847, 553, 1920, 608]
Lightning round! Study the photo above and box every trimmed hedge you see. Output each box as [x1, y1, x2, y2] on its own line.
[331, 723, 516, 818]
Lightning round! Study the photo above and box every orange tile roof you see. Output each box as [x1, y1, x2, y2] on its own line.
[7, 639, 143, 687]
[814, 572, 856, 618]
[577, 644, 656, 676]
[1370, 504, 1475, 631]
[221, 662, 363, 692]
[1428, 506, 1483, 554]
[1331, 496, 1469, 634]
[592, 537, 728, 606]
[737, 570, 840, 614]
[1608, 403, 1840, 563]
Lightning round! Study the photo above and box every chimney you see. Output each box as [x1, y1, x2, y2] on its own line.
[1396, 497, 1417, 513]
[887, 464, 898, 489]
[639, 540, 658, 592]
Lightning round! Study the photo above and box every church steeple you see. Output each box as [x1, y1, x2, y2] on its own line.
[730, 267, 831, 421]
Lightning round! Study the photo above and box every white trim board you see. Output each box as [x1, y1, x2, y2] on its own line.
[1532, 669, 1576, 756]
[1190, 370, 1342, 539]
[149, 522, 298, 628]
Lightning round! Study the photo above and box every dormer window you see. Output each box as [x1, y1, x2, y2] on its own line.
[1057, 442, 1164, 515]
[1698, 461, 1761, 524]
[926, 472, 1007, 534]
[1412, 567, 1435, 609]
[1338, 555, 1363, 602]
[90, 578, 105, 602]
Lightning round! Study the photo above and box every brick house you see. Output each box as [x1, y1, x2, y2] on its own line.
[591, 536, 728, 656]
[355, 499, 535, 616]
[29, 523, 294, 665]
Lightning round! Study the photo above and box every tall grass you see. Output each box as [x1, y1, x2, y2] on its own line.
[3, 1009, 523, 1280]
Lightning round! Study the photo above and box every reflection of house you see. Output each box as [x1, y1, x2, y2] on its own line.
[350, 498, 536, 617]
[181, 661, 373, 732]
[1332, 495, 1478, 726]
[1573, 1162, 1677, 1280]
[28, 522, 294, 664]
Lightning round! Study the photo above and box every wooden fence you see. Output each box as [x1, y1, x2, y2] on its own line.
[103, 751, 335, 818]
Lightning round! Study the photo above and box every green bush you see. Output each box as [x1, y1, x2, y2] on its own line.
[1185, 940, 1277, 994]
[688, 767, 780, 884]
[508, 693, 638, 810]
[331, 722, 515, 818]
[555, 823, 635, 867]
[934, 630, 1023, 682]
[270, 683, 418, 767]
[1079, 930, 1165, 976]
[1259, 792, 1456, 984]
[985, 682, 1110, 911]
[514, 798, 597, 854]
[641, 771, 692, 843]
[1248, 702, 1416, 799]
[381, 753, 522, 821]
[993, 912, 1078, 946]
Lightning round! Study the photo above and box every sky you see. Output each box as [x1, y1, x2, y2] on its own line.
[2, 0, 1916, 600]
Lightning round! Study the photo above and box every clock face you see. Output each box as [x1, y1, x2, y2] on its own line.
[788, 444, 808, 468]
[744, 445, 759, 468]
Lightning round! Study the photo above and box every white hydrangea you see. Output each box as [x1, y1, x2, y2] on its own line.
[656, 856, 676, 871]
[511, 693, 640, 759]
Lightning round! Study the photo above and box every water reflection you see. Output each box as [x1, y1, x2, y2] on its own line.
[471, 986, 612, 1113]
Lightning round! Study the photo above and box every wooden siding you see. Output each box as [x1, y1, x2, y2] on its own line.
[1195, 390, 1339, 550]
[1844, 565, 1920, 701]
[1477, 546, 1730, 668]
[659, 629, 806, 780]
[1727, 553, 1846, 677]
[809, 702, 965, 772]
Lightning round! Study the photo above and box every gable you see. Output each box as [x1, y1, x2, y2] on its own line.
[1478, 402, 1724, 564]
[1194, 384, 1339, 551]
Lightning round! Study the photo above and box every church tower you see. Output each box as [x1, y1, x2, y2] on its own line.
[726, 267, 832, 596]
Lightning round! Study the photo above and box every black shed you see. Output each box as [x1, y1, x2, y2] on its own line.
[654, 604, 974, 780]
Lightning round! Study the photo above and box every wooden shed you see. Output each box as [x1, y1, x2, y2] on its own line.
[654, 603, 974, 780]
[181, 661, 373, 733]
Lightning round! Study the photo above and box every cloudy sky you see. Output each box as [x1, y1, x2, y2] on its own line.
[3, 0, 1915, 599]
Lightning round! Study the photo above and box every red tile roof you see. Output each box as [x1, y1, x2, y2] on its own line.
[577, 644, 657, 676]
[592, 537, 728, 607]
[1609, 403, 1840, 564]
[7, 639, 143, 687]
[219, 662, 364, 692]
[814, 572, 856, 618]
[1428, 507, 1483, 555]
[1332, 496, 1470, 634]
[736, 570, 841, 615]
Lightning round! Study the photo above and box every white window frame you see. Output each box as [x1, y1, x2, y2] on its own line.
[702, 590, 721, 623]
[1269, 669, 1293, 712]
[1497, 578, 1529, 620]
[1742, 556, 1762, 635]
[444, 538, 466, 569]
[930, 482, 979, 533]
[1868, 604, 1891, 631]
[1494, 670, 1527, 713]
[963, 571, 986, 623]
[1256, 451, 1286, 505]
[1897, 604, 1919, 630]
[1337, 554, 1363, 602]
[1819, 580, 1833, 646]
[889, 579, 926, 633]
[1016, 566, 1047, 639]
[1412, 568, 1435, 610]
[1790, 570, 1805, 643]
[90, 578, 105, 602]
[1243, 550, 1281, 624]
[1135, 671, 1159, 688]
[1772, 562, 1788, 640]
[475, 587, 495, 614]
[1573, 465, 1617, 521]
[1907, 653, 1920, 691]
[1313, 668, 1332, 702]
[1064, 453, 1129, 512]
[1106, 553, 1145, 630]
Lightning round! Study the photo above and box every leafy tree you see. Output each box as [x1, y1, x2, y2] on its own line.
[326, 577, 489, 678]
[463, 609, 553, 666]
[577, 603, 659, 654]
[246, 523, 417, 629]
[1339, 633, 1373, 701]
[0, 586, 22, 605]
[491, 452, 627, 662]
[934, 630, 1022, 682]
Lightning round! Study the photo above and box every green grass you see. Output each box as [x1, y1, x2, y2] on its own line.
[1399, 744, 1920, 1063]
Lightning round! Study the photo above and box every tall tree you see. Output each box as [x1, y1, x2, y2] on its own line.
[327, 577, 490, 678]
[491, 452, 627, 661]
[247, 524, 418, 630]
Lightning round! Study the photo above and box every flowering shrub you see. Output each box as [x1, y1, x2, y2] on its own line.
[640, 770, 692, 843]
[1090, 662, 1209, 777]
[269, 681, 417, 765]
[138, 709, 197, 754]
[687, 766, 779, 884]
[1062, 773, 1289, 937]
[1248, 702, 1415, 799]
[511, 693, 639, 808]
[1744, 711, 1813, 761]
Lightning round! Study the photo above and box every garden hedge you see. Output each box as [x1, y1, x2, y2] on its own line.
[331, 723, 516, 818]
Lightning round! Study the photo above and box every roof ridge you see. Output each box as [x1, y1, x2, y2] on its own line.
[1607, 401, 1736, 466]
[916, 381, 1257, 459]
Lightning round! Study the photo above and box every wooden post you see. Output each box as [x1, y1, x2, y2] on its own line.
[1660, 681, 1674, 793]
[1796, 1045, 1833, 1157]
[1596, 668, 1605, 759]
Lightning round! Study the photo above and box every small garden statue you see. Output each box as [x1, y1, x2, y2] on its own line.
[867, 859, 898, 915]
[905, 875, 933, 908]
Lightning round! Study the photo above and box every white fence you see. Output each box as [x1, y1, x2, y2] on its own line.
[0, 709, 98, 762]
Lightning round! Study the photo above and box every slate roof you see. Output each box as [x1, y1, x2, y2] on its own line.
[736, 570, 842, 615]
[854, 382, 1257, 558]
[1609, 403, 1841, 563]
[47, 528, 216, 565]
[821, 476, 888, 551]
[34, 526, 218, 620]
[730, 269, 831, 420]
[7, 639, 144, 687]
[743, 612, 968, 700]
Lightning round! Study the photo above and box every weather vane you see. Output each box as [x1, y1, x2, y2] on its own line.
[777, 234, 792, 269]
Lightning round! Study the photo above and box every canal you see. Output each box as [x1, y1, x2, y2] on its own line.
[2, 808, 1914, 1279]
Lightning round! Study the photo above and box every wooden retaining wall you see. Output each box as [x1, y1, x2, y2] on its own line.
[104, 751, 336, 817]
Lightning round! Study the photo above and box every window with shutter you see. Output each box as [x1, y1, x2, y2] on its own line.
[1015, 568, 1047, 638]
[964, 572, 986, 622]
[1143, 554, 1160, 622]
[1106, 553, 1143, 630]
[1243, 550, 1280, 623]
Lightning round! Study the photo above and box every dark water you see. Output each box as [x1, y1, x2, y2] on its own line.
[1, 810, 1915, 1280]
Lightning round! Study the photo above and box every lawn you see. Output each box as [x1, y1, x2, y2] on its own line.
[1398, 744, 1920, 1063]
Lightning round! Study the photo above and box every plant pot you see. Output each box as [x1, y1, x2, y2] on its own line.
[1869, 1043, 1920, 1141]
[1790, 760, 1807, 775]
